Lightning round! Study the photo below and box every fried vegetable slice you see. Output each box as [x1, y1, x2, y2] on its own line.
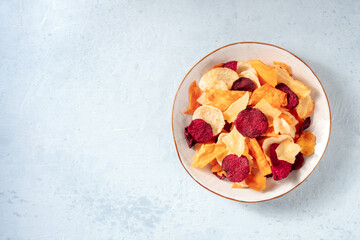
[199, 67, 239, 91]
[246, 138, 272, 176]
[192, 143, 228, 168]
[248, 60, 277, 87]
[245, 174, 267, 192]
[184, 81, 202, 114]
[296, 131, 316, 156]
[249, 84, 288, 109]
[197, 89, 247, 112]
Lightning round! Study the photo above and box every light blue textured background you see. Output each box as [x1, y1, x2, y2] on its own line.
[1, 0, 359, 239]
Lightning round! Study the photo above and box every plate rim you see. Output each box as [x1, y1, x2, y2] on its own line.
[171, 41, 332, 203]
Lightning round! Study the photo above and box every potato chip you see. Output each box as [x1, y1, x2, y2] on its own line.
[247, 60, 277, 87]
[274, 65, 311, 99]
[245, 174, 266, 192]
[296, 131, 316, 156]
[232, 181, 249, 188]
[199, 67, 239, 91]
[221, 128, 246, 158]
[262, 135, 293, 157]
[295, 94, 315, 119]
[223, 92, 250, 123]
[192, 143, 228, 168]
[253, 98, 282, 124]
[184, 81, 203, 114]
[273, 117, 296, 138]
[275, 139, 301, 164]
[193, 105, 225, 135]
[246, 138, 272, 176]
[249, 84, 287, 109]
[197, 89, 247, 112]
[274, 61, 292, 76]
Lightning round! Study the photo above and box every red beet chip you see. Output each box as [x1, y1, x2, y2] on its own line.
[235, 108, 268, 138]
[184, 127, 196, 148]
[223, 61, 237, 71]
[213, 172, 226, 180]
[271, 160, 292, 181]
[300, 117, 311, 133]
[187, 119, 213, 143]
[292, 152, 305, 170]
[221, 154, 250, 182]
[276, 83, 299, 110]
[223, 120, 232, 132]
[231, 77, 255, 92]
[269, 143, 280, 165]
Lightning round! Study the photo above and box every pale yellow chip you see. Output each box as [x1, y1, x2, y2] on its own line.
[197, 89, 247, 112]
[232, 180, 249, 188]
[221, 128, 246, 158]
[253, 98, 282, 124]
[274, 65, 311, 99]
[273, 115, 296, 138]
[199, 67, 239, 91]
[216, 133, 228, 144]
[279, 110, 299, 126]
[236, 61, 261, 88]
[193, 105, 225, 135]
[275, 139, 301, 164]
[223, 92, 250, 123]
[295, 94, 315, 119]
[262, 135, 293, 157]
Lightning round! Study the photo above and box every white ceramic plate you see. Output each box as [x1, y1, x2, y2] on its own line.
[172, 42, 331, 203]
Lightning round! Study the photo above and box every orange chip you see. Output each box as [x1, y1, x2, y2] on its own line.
[184, 81, 202, 114]
[279, 113, 295, 125]
[217, 170, 227, 177]
[274, 61, 292, 76]
[209, 159, 218, 166]
[247, 60, 277, 87]
[211, 163, 222, 172]
[232, 181, 249, 188]
[249, 84, 288, 109]
[197, 89, 247, 112]
[245, 174, 266, 192]
[296, 131, 316, 156]
[192, 143, 228, 168]
[246, 138, 272, 176]
[212, 63, 224, 69]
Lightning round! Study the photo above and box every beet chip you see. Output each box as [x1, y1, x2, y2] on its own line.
[213, 172, 226, 180]
[187, 119, 213, 143]
[184, 127, 196, 148]
[235, 108, 268, 138]
[222, 154, 249, 182]
[223, 61, 237, 71]
[223, 120, 232, 132]
[271, 160, 292, 181]
[276, 83, 299, 110]
[231, 77, 255, 92]
[269, 143, 280, 165]
[292, 152, 305, 170]
[300, 117, 311, 133]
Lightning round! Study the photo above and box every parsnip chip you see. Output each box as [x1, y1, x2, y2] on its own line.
[199, 67, 239, 91]
[184, 81, 202, 114]
[216, 133, 227, 144]
[246, 138, 272, 176]
[260, 126, 279, 137]
[274, 65, 311, 99]
[197, 89, 246, 112]
[223, 92, 250, 123]
[273, 117, 296, 138]
[262, 135, 293, 157]
[249, 84, 288, 109]
[247, 60, 277, 87]
[193, 105, 225, 135]
[192, 143, 228, 168]
[296, 131, 316, 156]
[253, 98, 282, 124]
[279, 111, 298, 126]
[236, 61, 257, 74]
[273, 61, 292, 76]
[295, 94, 315, 119]
[275, 139, 301, 164]
[245, 174, 266, 192]
[221, 128, 246, 157]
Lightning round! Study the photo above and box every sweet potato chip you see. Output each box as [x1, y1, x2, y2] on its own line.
[211, 163, 222, 172]
[223, 92, 250, 123]
[274, 61, 292, 76]
[274, 65, 311, 99]
[275, 138, 301, 164]
[197, 89, 247, 112]
[246, 138, 272, 176]
[245, 174, 266, 192]
[184, 81, 202, 114]
[212, 63, 224, 69]
[295, 94, 315, 119]
[193, 105, 225, 135]
[248, 60, 277, 87]
[296, 131, 316, 156]
[199, 67, 239, 91]
[249, 84, 287, 109]
[253, 98, 282, 124]
[232, 181, 249, 188]
[262, 135, 293, 157]
[192, 143, 228, 168]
